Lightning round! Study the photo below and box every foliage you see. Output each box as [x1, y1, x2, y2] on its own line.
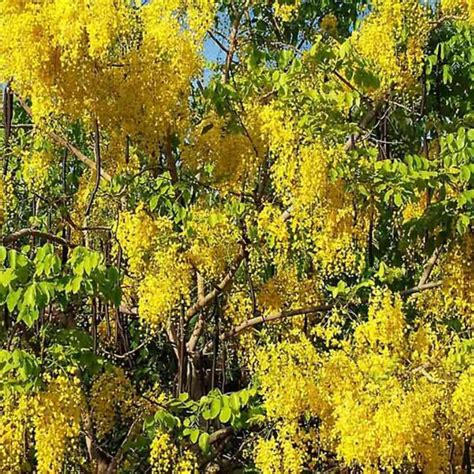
[0, 0, 473, 472]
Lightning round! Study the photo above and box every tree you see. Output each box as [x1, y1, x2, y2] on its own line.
[0, 0, 472, 472]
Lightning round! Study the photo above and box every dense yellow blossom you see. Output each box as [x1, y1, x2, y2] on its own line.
[254, 334, 321, 421]
[182, 111, 263, 192]
[34, 375, 84, 474]
[150, 430, 178, 473]
[150, 429, 197, 473]
[451, 366, 474, 436]
[21, 148, 53, 190]
[185, 207, 240, 280]
[441, 0, 474, 23]
[117, 205, 161, 276]
[254, 422, 309, 474]
[0, 395, 30, 473]
[352, 0, 429, 90]
[355, 289, 405, 353]
[273, 0, 300, 22]
[0, 176, 11, 226]
[0, 0, 216, 157]
[137, 245, 193, 329]
[90, 367, 135, 439]
[259, 103, 368, 276]
[253, 288, 471, 472]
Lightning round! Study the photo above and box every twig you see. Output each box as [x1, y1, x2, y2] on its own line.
[103, 341, 147, 360]
[17, 97, 112, 181]
[400, 280, 442, 297]
[222, 12, 243, 83]
[187, 246, 246, 352]
[418, 247, 442, 287]
[85, 119, 102, 217]
[3, 228, 74, 247]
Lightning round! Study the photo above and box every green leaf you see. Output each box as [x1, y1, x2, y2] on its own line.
[210, 398, 221, 419]
[190, 429, 200, 443]
[18, 307, 39, 327]
[460, 166, 471, 182]
[198, 432, 210, 453]
[0, 269, 16, 287]
[0, 247, 6, 265]
[150, 195, 159, 211]
[229, 393, 241, 411]
[219, 405, 232, 423]
[6, 288, 22, 312]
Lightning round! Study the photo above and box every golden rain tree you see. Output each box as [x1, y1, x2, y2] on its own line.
[0, 0, 473, 472]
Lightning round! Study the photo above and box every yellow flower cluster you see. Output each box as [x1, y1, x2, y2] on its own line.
[182, 111, 263, 192]
[253, 334, 321, 421]
[451, 366, 474, 436]
[137, 244, 193, 329]
[252, 288, 473, 472]
[34, 375, 84, 474]
[441, 0, 474, 23]
[0, 176, 11, 226]
[257, 268, 322, 319]
[118, 204, 193, 329]
[117, 204, 161, 276]
[354, 289, 405, 353]
[273, 0, 301, 22]
[259, 102, 367, 276]
[256, 204, 290, 267]
[150, 430, 197, 474]
[90, 367, 135, 439]
[0, 0, 216, 159]
[254, 422, 309, 474]
[353, 0, 429, 91]
[0, 395, 30, 473]
[21, 148, 53, 190]
[185, 207, 240, 280]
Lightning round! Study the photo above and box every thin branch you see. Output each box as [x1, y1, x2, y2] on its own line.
[17, 97, 112, 182]
[3, 228, 74, 247]
[418, 247, 442, 287]
[208, 30, 230, 54]
[221, 279, 443, 342]
[400, 280, 442, 297]
[187, 246, 246, 352]
[103, 341, 147, 360]
[85, 119, 102, 216]
[222, 11, 243, 83]
[106, 417, 141, 474]
[223, 305, 333, 340]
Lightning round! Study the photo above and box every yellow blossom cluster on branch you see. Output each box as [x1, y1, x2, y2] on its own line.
[150, 429, 198, 474]
[0, 375, 84, 474]
[33, 375, 84, 473]
[182, 109, 264, 193]
[352, 0, 429, 91]
[0, 0, 216, 160]
[0, 395, 30, 473]
[253, 288, 473, 472]
[90, 366, 136, 439]
[441, 0, 474, 23]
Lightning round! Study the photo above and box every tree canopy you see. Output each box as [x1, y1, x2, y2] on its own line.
[0, 0, 473, 472]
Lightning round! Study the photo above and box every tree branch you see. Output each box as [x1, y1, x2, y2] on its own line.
[223, 305, 333, 341]
[3, 228, 74, 247]
[17, 97, 112, 182]
[84, 119, 102, 216]
[222, 11, 243, 84]
[187, 246, 246, 352]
